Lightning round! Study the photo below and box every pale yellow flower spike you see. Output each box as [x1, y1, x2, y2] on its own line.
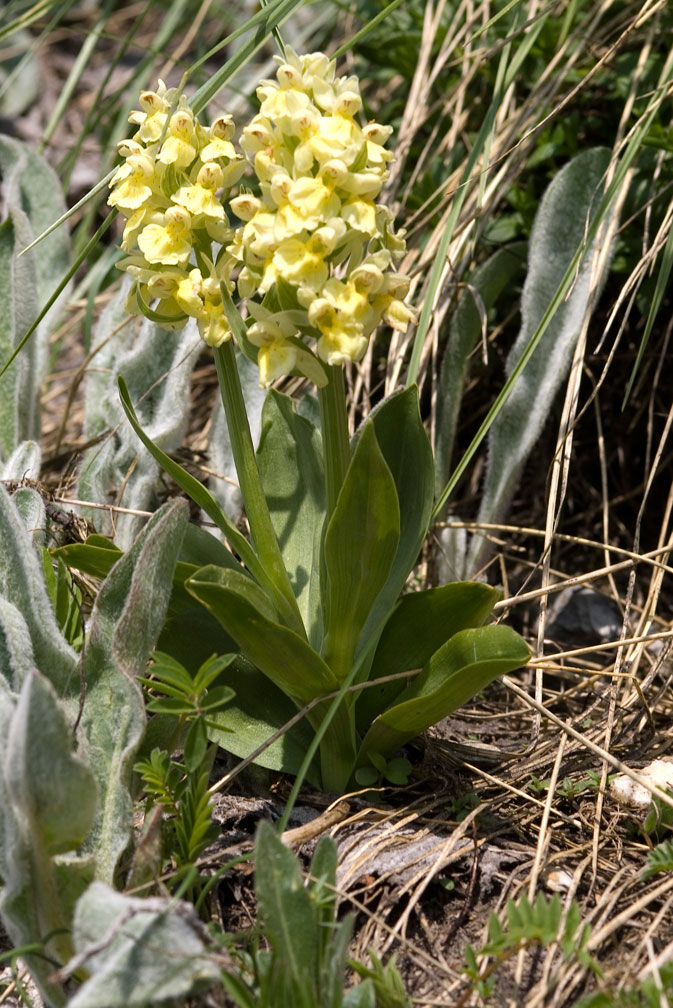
[231, 48, 414, 383]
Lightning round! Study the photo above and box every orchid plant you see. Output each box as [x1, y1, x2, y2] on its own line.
[107, 49, 529, 793]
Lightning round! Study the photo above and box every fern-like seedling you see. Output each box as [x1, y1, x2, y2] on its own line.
[642, 838, 673, 879]
[463, 892, 601, 1001]
[139, 651, 236, 772]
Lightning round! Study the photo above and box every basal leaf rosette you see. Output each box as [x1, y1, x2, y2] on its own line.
[230, 48, 416, 387]
[108, 81, 244, 348]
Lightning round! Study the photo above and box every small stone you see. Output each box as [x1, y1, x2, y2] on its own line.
[610, 759, 673, 807]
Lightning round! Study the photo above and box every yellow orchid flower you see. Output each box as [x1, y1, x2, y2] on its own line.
[199, 114, 237, 162]
[138, 206, 193, 265]
[340, 198, 378, 236]
[172, 162, 226, 221]
[108, 153, 156, 213]
[128, 82, 171, 143]
[246, 305, 326, 387]
[271, 236, 329, 291]
[158, 109, 197, 168]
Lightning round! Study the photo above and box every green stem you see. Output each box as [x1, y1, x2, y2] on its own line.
[317, 365, 351, 520]
[213, 340, 304, 636]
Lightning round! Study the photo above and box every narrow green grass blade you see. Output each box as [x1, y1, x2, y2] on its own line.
[190, 0, 310, 114]
[405, 6, 532, 388]
[18, 170, 115, 257]
[40, 0, 117, 150]
[333, 0, 408, 59]
[622, 197, 673, 407]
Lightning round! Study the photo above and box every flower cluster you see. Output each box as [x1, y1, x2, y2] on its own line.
[108, 80, 244, 347]
[109, 54, 415, 387]
[229, 48, 415, 386]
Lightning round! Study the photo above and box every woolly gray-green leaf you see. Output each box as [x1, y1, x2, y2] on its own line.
[77, 279, 200, 549]
[255, 821, 319, 989]
[79, 498, 188, 883]
[0, 484, 78, 697]
[0, 137, 71, 461]
[67, 882, 219, 1008]
[0, 209, 41, 461]
[1, 439, 41, 481]
[468, 148, 613, 572]
[0, 135, 71, 336]
[0, 673, 96, 1005]
[11, 487, 46, 549]
[0, 598, 35, 691]
[5, 672, 97, 857]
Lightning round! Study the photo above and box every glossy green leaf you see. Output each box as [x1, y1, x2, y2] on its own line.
[357, 581, 500, 728]
[205, 655, 319, 782]
[257, 390, 325, 647]
[56, 534, 241, 669]
[178, 521, 247, 575]
[358, 625, 530, 763]
[322, 422, 400, 681]
[357, 387, 435, 654]
[186, 565, 336, 704]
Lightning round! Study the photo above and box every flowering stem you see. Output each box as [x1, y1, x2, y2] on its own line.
[213, 340, 304, 636]
[318, 365, 351, 520]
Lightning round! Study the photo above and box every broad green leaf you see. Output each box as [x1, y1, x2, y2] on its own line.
[358, 625, 530, 763]
[435, 243, 527, 499]
[209, 346, 266, 527]
[56, 532, 241, 669]
[79, 499, 188, 883]
[343, 980, 376, 1008]
[179, 519, 246, 575]
[54, 539, 122, 580]
[357, 387, 434, 658]
[257, 390, 326, 647]
[206, 656, 319, 783]
[255, 821, 318, 990]
[186, 565, 337, 704]
[357, 581, 500, 728]
[322, 422, 400, 681]
[67, 882, 219, 1008]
